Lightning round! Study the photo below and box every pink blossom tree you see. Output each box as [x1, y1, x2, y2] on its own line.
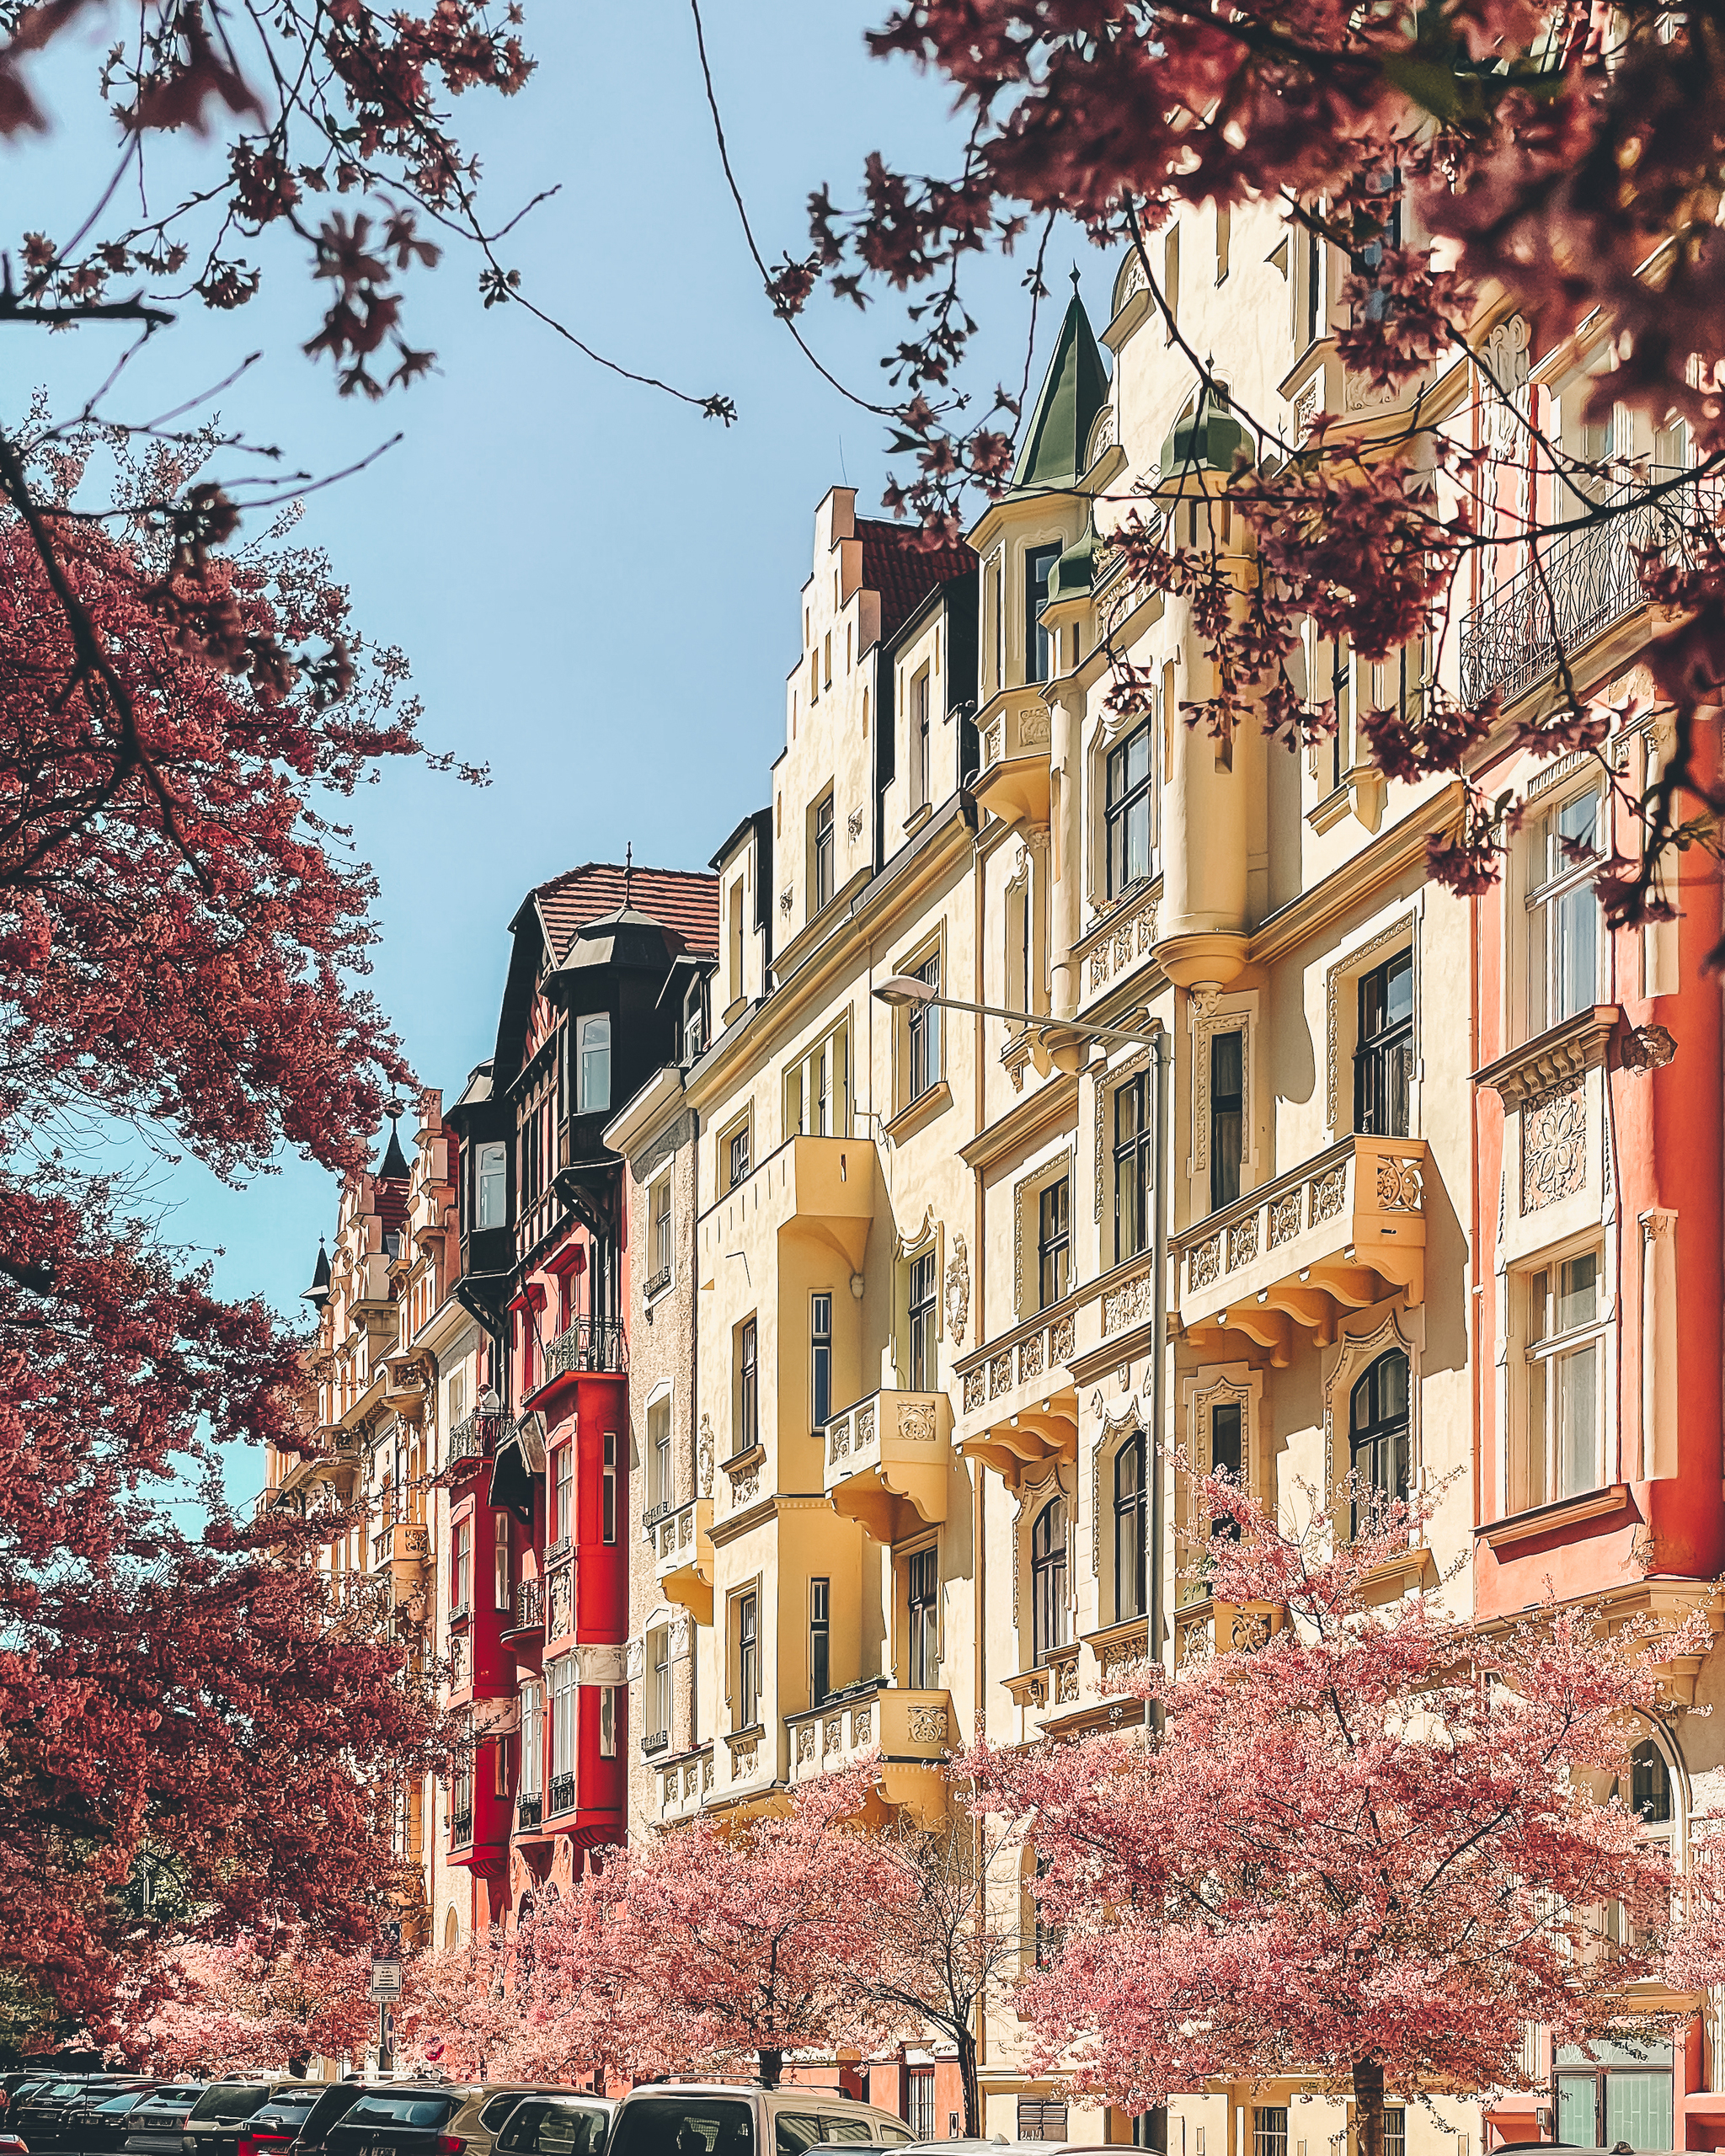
[970, 1478, 1715, 2156]
[135, 1928, 374, 2074]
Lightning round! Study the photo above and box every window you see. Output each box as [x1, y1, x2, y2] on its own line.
[649, 1626, 670, 1739]
[1632, 1737, 1673, 1823]
[1525, 1250, 1605, 1505]
[576, 1012, 611, 1115]
[905, 1545, 939, 1688]
[809, 1577, 830, 1707]
[735, 1589, 760, 1727]
[451, 1750, 473, 1842]
[550, 1655, 577, 1779]
[908, 1251, 937, 1392]
[1557, 2039, 1674, 2150]
[1355, 949, 1413, 1136]
[905, 2073, 935, 2143]
[912, 668, 932, 806]
[476, 1142, 507, 1230]
[1114, 1433, 1147, 1621]
[728, 880, 745, 1006]
[907, 953, 942, 1102]
[1305, 223, 1322, 348]
[652, 1176, 673, 1284]
[648, 1394, 671, 1512]
[493, 1511, 510, 1611]
[1106, 720, 1155, 894]
[1348, 1349, 1411, 1535]
[810, 1294, 832, 1432]
[725, 1118, 750, 1192]
[1330, 635, 1352, 792]
[553, 1444, 574, 1545]
[1209, 1029, 1244, 1211]
[736, 1317, 758, 1455]
[1017, 2101, 1068, 2143]
[1528, 787, 1603, 1037]
[452, 1518, 472, 1614]
[786, 1024, 849, 1138]
[1210, 1399, 1243, 1538]
[1038, 1177, 1071, 1310]
[520, 1679, 543, 1795]
[601, 1433, 617, 1545]
[598, 1684, 617, 1759]
[1025, 545, 1060, 682]
[814, 792, 836, 910]
[1252, 2111, 1288, 2156]
[1031, 1496, 1069, 1667]
[1114, 1073, 1154, 1264]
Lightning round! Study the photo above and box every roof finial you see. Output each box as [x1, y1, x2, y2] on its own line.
[1070, 262, 1082, 296]
[623, 841, 633, 910]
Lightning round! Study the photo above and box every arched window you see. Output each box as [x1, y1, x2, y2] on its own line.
[1114, 1435, 1147, 1622]
[1632, 1738, 1673, 1824]
[1348, 1348, 1410, 1536]
[1031, 1496, 1068, 1667]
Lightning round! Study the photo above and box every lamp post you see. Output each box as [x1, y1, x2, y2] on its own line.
[869, 974, 1174, 1681]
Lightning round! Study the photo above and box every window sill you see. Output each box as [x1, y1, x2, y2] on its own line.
[722, 1443, 765, 1479]
[1477, 1482, 1632, 1551]
[885, 1080, 952, 1146]
[901, 803, 934, 837]
[644, 1267, 674, 1306]
[1472, 1003, 1621, 1110]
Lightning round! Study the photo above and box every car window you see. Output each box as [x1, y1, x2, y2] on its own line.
[99, 2095, 157, 2115]
[255, 2097, 320, 2131]
[775, 2117, 822, 2155]
[520, 2106, 608, 2156]
[189, 2089, 274, 2124]
[877, 2133, 915, 2148]
[296, 2089, 371, 2143]
[611, 2097, 756, 2156]
[818, 2126, 873, 2147]
[336, 2098, 460, 2132]
[480, 2100, 532, 2133]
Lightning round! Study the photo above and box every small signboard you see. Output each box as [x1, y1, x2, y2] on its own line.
[367, 1956, 403, 2000]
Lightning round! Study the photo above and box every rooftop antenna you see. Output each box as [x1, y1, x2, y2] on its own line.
[623, 841, 633, 910]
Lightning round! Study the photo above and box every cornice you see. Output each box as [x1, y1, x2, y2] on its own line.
[1473, 1003, 1621, 1107]
[708, 1492, 833, 1550]
[959, 1070, 1080, 1174]
[1248, 779, 1466, 964]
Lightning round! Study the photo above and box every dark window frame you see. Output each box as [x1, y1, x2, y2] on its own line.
[1030, 1495, 1069, 1667]
[1105, 720, 1156, 897]
[1025, 543, 1061, 684]
[906, 1544, 939, 1689]
[1348, 1348, 1411, 1536]
[1354, 947, 1413, 1138]
[1114, 1432, 1147, 1622]
[1114, 1072, 1154, 1265]
[1038, 1175, 1071, 1310]
[908, 1251, 937, 1393]
[814, 791, 836, 911]
[1209, 1028, 1244, 1213]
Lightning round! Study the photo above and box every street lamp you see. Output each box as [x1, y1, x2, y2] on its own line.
[870, 972, 1173, 1685]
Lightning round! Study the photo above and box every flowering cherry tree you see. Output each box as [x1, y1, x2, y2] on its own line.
[969, 1480, 1716, 2156]
[134, 1929, 374, 2074]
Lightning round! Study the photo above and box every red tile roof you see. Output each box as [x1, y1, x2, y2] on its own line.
[856, 519, 978, 641]
[531, 861, 719, 963]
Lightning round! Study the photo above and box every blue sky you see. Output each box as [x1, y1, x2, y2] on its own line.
[8, 1, 1114, 1505]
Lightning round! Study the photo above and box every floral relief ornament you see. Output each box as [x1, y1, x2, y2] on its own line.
[1522, 1075, 1588, 1213]
[943, 1231, 970, 1348]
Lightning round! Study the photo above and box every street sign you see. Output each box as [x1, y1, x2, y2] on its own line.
[367, 1956, 403, 2000]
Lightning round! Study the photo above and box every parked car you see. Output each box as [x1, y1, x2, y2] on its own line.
[13, 2083, 116, 2154]
[0, 2132, 30, 2156]
[181, 2083, 302, 2156]
[236, 2089, 324, 2156]
[63, 2088, 159, 2156]
[607, 2084, 917, 2156]
[318, 2084, 589, 2156]
[491, 2097, 614, 2156]
[281, 2085, 372, 2156]
[120, 2089, 206, 2156]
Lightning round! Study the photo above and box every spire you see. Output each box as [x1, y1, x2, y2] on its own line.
[1009, 286, 1111, 494]
[378, 1102, 410, 1182]
[302, 1237, 331, 1306]
[623, 841, 633, 911]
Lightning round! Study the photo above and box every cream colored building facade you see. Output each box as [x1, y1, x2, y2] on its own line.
[634, 201, 1482, 2149]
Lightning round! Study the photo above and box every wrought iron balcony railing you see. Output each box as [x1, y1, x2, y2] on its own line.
[451, 1806, 473, 1847]
[1460, 474, 1718, 709]
[547, 1315, 628, 1377]
[507, 1577, 543, 1636]
[448, 1409, 508, 1468]
[548, 1770, 576, 1817]
[642, 1728, 670, 1757]
[516, 1791, 542, 1831]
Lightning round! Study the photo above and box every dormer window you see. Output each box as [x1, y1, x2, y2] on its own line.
[576, 1013, 611, 1115]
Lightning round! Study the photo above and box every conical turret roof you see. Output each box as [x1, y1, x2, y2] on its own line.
[302, 1238, 331, 1305]
[378, 1119, 410, 1180]
[1010, 289, 1111, 494]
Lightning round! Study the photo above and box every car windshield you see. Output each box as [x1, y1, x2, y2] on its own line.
[498, 2103, 610, 2156]
[255, 2095, 320, 2129]
[610, 2098, 756, 2156]
[296, 2089, 371, 2143]
[189, 2088, 275, 2123]
[334, 2096, 459, 2132]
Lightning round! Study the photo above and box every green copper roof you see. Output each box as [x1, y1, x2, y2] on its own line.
[1048, 526, 1099, 602]
[1009, 291, 1112, 494]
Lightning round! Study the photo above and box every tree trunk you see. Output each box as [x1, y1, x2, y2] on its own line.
[1353, 2057, 1386, 2156]
[957, 2027, 983, 2139]
[758, 2049, 784, 2089]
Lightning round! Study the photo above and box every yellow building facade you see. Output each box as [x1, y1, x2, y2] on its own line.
[637, 205, 1484, 2149]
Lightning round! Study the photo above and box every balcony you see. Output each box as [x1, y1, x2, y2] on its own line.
[655, 1743, 714, 1827]
[547, 1769, 576, 1818]
[784, 1682, 953, 1816]
[1175, 1134, 1429, 1367]
[547, 1315, 628, 1379]
[652, 1497, 714, 1625]
[448, 1408, 508, 1471]
[451, 1806, 473, 1848]
[371, 1520, 432, 1572]
[972, 691, 1053, 829]
[954, 1294, 1081, 1494]
[1459, 476, 1717, 709]
[381, 1353, 429, 1418]
[515, 1790, 542, 1833]
[701, 1134, 878, 1282]
[502, 1576, 543, 1641]
[824, 1389, 951, 1543]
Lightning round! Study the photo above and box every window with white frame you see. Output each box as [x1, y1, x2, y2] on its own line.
[492, 1511, 510, 1611]
[519, 1678, 543, 1795]
[552, 1443, 574, 1545]
[598, 1684, 617, 1759]
[784, 1021, 850, 1138]
[734, 1588, 761, 1728]
[451, 1516, 472, 1614]
[576, 1011, 611, 1114]
[549, 1654, 577, 1780]
[649, 1174, 673, 1289]
[1521, 1246, 1607, 1507]
[911, 666, 932, 808]
[1527, 785, 1604, 1038]
[647, 1393, 672, 1513]
[722, 1113, 751, 1193]
[906, 952, 943, 1103]
[475, 1141, 508, 1230]
[601, 1432, 617, 1545]
[649, 1626, 670, 1738]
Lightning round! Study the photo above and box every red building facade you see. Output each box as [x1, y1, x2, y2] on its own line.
[442, 862, 718, 1922]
